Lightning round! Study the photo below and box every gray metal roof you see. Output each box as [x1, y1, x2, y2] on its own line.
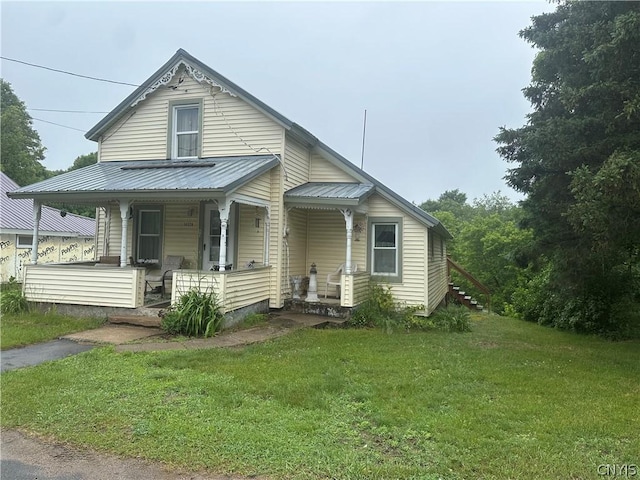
[8, 156, 279, 202]
[1, 172, 95, 236]
[285, 183, 375, 205]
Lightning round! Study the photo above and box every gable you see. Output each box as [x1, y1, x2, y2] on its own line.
[310, 152, 359, 183]
[98, 65, 284, 162]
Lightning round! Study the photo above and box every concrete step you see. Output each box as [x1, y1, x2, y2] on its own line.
[108, 315, 162, 328]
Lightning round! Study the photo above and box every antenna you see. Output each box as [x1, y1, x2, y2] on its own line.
[360, 109, 367, 170]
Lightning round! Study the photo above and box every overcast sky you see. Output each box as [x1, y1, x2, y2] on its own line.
[1, 1, 553, 205]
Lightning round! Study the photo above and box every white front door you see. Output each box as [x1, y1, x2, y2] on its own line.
[202, 203, 234, 270]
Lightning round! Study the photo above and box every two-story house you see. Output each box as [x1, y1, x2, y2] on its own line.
[9, 49, 451, 316]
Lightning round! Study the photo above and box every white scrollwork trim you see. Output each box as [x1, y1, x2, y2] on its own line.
[131, 60, 236, 107]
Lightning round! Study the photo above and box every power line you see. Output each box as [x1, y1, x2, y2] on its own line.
[31, 117, 86, 133]
[1, 56, 140, 87]
[28, 108, 109, 114]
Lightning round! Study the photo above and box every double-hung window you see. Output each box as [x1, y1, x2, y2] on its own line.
[369, 218, 402, 281]
[171, 103, 200, 159]
[136, 208, 163, 263]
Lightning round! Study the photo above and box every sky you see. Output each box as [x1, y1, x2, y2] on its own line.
[1, 1, 554, 205]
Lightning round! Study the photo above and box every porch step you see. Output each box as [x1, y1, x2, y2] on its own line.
[108, 315, 162, 328]
[283, 298, 352, 319]
[272, 312, 348, 329]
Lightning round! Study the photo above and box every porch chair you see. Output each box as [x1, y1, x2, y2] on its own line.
[325, 263, 357, 299]
[145, 255, 184, 298]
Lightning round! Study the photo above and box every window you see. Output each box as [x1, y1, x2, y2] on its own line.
[369, 217, 403, 282]
[17, 235, 33, 248]
[170, 102, 201, 159]
[373, 224, 398, 275]
[136, 207, 163, 262]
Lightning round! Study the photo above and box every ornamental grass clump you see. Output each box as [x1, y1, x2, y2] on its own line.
[161, 289, 223, 337]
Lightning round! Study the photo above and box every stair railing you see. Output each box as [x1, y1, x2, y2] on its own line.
[446, 255, 491, 313]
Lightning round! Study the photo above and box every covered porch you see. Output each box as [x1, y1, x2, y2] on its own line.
[11, 156, 277, 313]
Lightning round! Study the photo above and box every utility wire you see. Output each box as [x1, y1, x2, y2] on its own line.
[1, 56, 140, 87]
[28, 108, 109, 114]
[31, 117, 86, 132]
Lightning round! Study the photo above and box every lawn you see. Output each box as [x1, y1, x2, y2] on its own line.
[1, 315, 638, 479]
[1, 311, 104, 350]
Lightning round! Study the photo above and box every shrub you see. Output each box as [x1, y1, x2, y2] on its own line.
[429, 305, 472, 332]
[0, 278, 28, 314]
[161, 289, 223, 337]
[350, 283, 398, 331]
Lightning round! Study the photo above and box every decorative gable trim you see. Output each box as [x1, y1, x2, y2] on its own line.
[131, 60, 237, 107]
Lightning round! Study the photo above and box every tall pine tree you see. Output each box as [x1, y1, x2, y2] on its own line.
[495, 1, 640, 336]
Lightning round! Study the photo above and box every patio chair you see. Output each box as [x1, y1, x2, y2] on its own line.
[325, 263, 358, 299]
[145, 255, 184, 298]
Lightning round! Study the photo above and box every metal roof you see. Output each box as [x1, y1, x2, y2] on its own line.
[0, 172, 95, 236]
[285, 183, 375, 204]
[8, 156, 279, 202]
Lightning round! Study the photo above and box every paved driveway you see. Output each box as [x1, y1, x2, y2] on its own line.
[0, 340, 94, 372]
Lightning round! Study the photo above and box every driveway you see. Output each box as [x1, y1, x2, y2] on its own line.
[0, 340, 94, 372]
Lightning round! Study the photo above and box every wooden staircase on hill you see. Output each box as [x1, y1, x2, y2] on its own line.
[446, 256, 491, 313]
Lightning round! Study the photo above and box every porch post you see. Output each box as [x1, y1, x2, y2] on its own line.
[30, 200, 42, 264]
[118, 199, 130, 267]
[341, 208, 353, 274]
[218, 199, 232, 271]
[264, 206, 270, 266]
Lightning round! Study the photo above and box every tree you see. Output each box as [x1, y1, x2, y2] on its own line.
[49, 152, 98, 218]
[68, 152, 97, 171]
[495, 2, 640, 336]
[0, 79, 47, 186]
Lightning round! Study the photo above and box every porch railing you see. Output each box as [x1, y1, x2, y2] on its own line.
[172, 266, 271, 313]
[22, 263, 146, 308]
[341, 271, 369, 307]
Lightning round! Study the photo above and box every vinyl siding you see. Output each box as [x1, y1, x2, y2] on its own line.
[341, 271, 369, 307]
[310, 153, 358, 182]
[162, 203, 200, 269]
[286, 208, 308, 277]
[236, 204, 265, 266]
[367, 193, 427, 306]
[234, 171, 271, 200]
[268, 167, 284, 307]
[23, 264, 145, 308]
[427, 232, 448, 313]
[100, 72, 284, 162]
[284, 136, 310, 190]
[306, 210, 348, 298]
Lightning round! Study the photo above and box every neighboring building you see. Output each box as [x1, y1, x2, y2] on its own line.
[0, 172, 95, 282]
[9, 49, 450, 313]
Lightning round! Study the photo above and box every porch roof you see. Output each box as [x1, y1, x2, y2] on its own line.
[284, 182, 375, 207]
[8, 155, 279, 203]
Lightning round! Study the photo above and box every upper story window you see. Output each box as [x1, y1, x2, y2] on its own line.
[171, 103, 200, 159]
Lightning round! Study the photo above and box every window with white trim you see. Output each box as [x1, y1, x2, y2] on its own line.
[17, 235, 33, 248]
[372, 223, 398, 276]
[136, 208, 162, 262]
[172, 104, 199, 159]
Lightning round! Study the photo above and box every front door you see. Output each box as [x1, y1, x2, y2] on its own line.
[202, 203, 235, 270]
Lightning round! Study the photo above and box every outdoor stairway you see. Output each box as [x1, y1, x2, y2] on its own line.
[448, 283, 484, 311]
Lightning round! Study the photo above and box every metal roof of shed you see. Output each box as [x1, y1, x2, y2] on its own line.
[8, 156, 279, 202]
[0, 172, 95, 236]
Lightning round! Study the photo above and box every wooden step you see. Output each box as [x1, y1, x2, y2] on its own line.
[108, 315, 161, 328]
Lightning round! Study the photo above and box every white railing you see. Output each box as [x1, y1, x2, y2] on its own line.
[172, 266, 271, 313]
[22, 263, 146, 308]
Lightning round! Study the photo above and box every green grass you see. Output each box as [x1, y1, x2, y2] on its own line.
[1, 312, 103, 349]
[2, 315, 638, 479]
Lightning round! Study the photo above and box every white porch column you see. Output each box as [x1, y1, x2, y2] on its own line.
[118, 199, 131, 267]
[30, 200, 42, 264]
[264, 206, 271, 266]
[341, 208, 353, 274]
[218, 199, 232, 271]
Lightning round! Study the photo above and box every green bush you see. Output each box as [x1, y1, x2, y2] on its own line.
[350, 283, 398, 331]
[0, 278, 28, 314]
[429, 305, 472, 332]
[161, 289, 223, 337]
